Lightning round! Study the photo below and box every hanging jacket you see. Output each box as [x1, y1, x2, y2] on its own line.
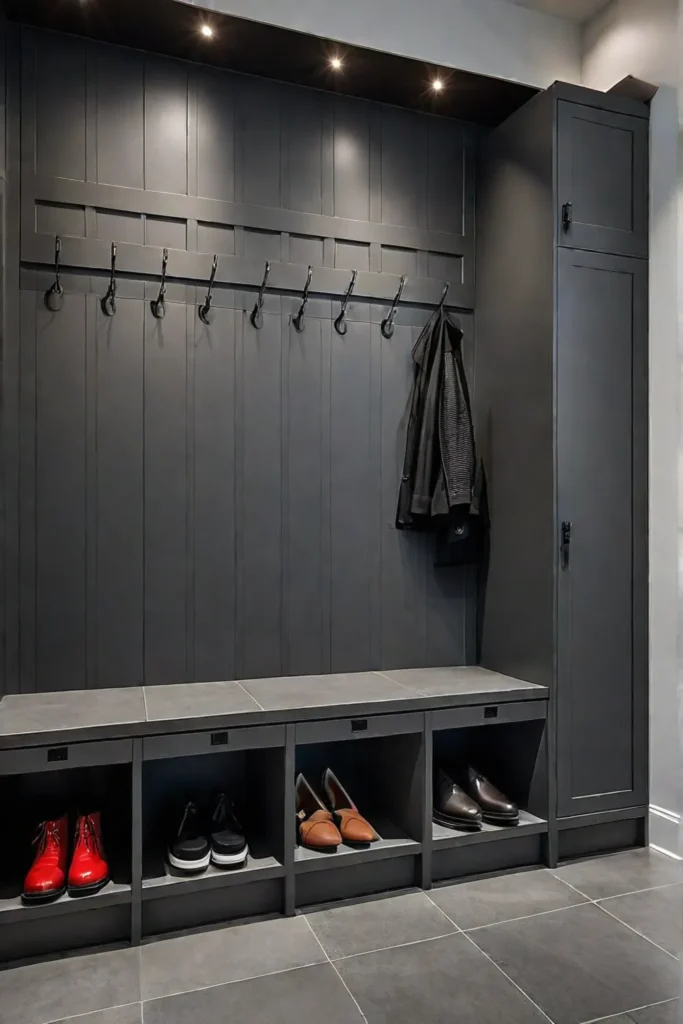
[396, 307, 476, 530]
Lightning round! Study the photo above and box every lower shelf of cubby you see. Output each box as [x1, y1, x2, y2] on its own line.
[431, 812, 548, 883]
[0, 880, 132, 925]
[295, 817, 419, 873]
[143, 853, 285, 899]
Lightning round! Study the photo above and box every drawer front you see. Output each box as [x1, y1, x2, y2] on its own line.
[0, 738, 132, 775]
[143, 724, 285, 761]
[296, 712, 423, 745]
[432, 700, 546, 732]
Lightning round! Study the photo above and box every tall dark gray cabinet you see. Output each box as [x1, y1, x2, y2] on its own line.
[476, 83, 649, 857]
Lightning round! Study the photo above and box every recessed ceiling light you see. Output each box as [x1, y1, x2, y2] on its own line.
[201, 24, 214, 39]
[330, 56, 343, 71]
[432, 78, 444, 93]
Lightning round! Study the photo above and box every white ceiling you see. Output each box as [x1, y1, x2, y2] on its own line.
[501, 0, 612, 22]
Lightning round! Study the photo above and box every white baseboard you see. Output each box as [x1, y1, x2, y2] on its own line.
[649, 804, 682, 859]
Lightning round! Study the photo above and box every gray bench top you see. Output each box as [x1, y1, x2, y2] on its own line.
[0, 666, 548, 748]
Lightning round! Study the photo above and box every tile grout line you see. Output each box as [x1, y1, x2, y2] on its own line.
[235, 679, 265, 711]
[550, 871, 682, 903]
[581, 999, 679, 1024]
[302, 915, 369, 1023]
[422, 893, 558, 1024]
[464, 901, 590, 933]
[39, 1001, 143, 1024]
[140, 958, 327, 1006]
[552, 873, 681, 961]
[328, 929, 461, 962]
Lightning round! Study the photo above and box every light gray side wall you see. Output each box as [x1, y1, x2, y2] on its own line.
[3, 27, 479, 694]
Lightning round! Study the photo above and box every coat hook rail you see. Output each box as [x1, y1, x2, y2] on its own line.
[150, 248, 169, 320]
[292, 265, 313, 333]
[381, 274, 407, 339]
[334, 269, 358, 336]
[198, 255, 219, 326]
[250, 261, 271, 329]
[101, 242, 118, 317]
[44, 235, 64, 312]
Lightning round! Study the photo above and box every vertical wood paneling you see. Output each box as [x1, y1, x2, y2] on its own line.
[427, 118, 465, 236]
[35, 294, 87, 690]
[239, 311, 283, 679]
[329, 321, 375, 671]
[34, 33, 86, 181]
[333, 98, 370, 223]
[381, 109, 427, 229]
[285, 317, 325, 675]
[144, 58, 188, 196]
[238, 79, 282, 209]
[196, 68, 235, 203]
[380, 322, 427, 667]
[95, 298, 144, 687]
[286, 92, 324, 215]
[95, 44, 144, 189]
[193, 306, 237, 681]
[144, 302, 188, 683]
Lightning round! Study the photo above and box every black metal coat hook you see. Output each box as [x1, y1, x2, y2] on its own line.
[150, 248, 169, 319]
[381, 274, 407, 339]
[334, 269, 357, 336]
[438, 281, 450, 310]
[101, 242, 118, 317]
[198, 255, 219, 326]
[250, 261, 271, 329]
[44, 235, 64, 312]
[292, 265, 313, 333]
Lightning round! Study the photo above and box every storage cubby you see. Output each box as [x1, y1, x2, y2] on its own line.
[430, 708, 549, 883]
[0, 754, 133, 962]
[294, 718, 424, 907]
[141, 738, 287, 935]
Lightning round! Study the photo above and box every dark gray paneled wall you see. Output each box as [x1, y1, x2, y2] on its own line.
[3, 28, 477, 693]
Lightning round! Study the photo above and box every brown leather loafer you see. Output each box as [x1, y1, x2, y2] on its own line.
[296, 774, 342, 849]
[463, 766, 519, 826]
[322, 768, 379, 845]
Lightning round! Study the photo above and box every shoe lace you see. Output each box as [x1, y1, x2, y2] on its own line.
[76, 815, 98, 853]
[32, 820, 60, 853]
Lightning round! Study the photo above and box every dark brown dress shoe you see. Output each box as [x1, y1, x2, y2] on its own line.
[463, 767, 519, 825]
[322, 768, 379, 845]
[433, 767, 482, 830]
[296, 774, 342, 850]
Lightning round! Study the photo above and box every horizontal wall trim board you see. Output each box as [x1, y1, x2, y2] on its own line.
[22, 233, 476, 309]
[557, 806, 648, 830]
[27, 175, 474, 262]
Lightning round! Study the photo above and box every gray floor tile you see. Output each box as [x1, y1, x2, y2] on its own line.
[599, 885, 682, 957]
[596, 1000, 681, 1023]
[240, 672, 411, 710]
[307, 891, 457, 959]
[140, 916, 326, 1000]
[0, 948, 140, 1024]
[552, 849, 681, 900]
[470, 902, 680, 1024]
[429, 868, 588, 930]
[336, 932, 549, 1023]
[143, 680, 260, 721]
[54, 1006, 142, 1024]
[143, 963, 363, 1024]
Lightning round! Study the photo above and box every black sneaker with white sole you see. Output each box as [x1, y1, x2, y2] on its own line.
[167, 801, 210, 873]
[209, 794, 248, 868]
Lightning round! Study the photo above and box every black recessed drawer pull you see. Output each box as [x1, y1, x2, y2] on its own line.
[484, 706, 499, 720]
[351, 719, 368, 732]
[47, 746, 69, 762]
[210, 731, 229, 746]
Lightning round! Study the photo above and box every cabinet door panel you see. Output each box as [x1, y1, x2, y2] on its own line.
[556, 248, 647, 818]
[557, 102, 648, 258]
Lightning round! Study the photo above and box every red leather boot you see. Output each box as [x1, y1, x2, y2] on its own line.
[68, 812, 109, 896]
[22, 816, 69, 904]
